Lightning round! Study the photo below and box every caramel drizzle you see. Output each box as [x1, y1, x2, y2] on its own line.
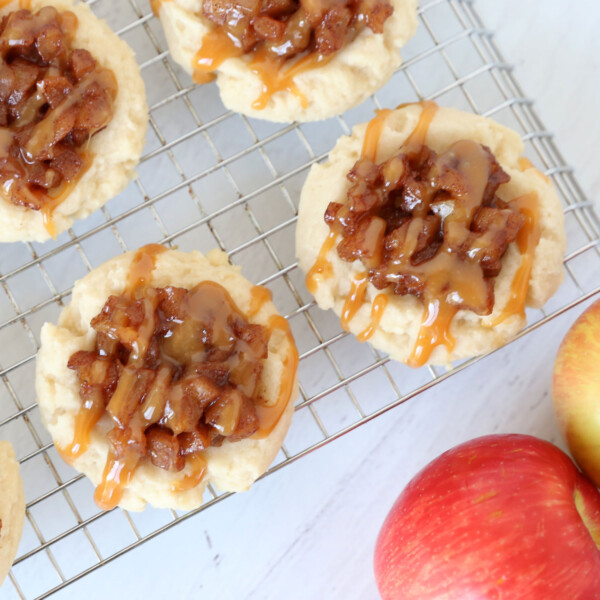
[40, 152, 93, 239]
[357, 294, 388, 342]
[361, 109, 393, 162]
[249, 48, 334, 111]
[402, 100, 438, 150]
[305, 230, 338, 294]
[192, 29, 241, 84]
[56, 388, 104, 462]
[191, 28, 334, 109]
[0, 0, 30, 8]
[488, 192, 540, 326]
[170, 452, 208, 493]
[94, 449, 138, 511]
[407, 300, 457, 368]
[253, 315, 298, 438]
[248, 284, 273, 317]
[518, 157, 550, 182]
[126, 243, 166, 297]
[150, 0, 171, 17]
[341, 272, 368, 331]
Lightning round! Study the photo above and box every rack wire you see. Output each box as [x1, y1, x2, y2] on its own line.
[0, 0, 599, 597]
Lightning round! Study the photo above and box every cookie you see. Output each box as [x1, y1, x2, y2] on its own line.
[0, 0, 148, 242]
[154, 0, 417, 121]
[0, 441, 25, 588]
[36, 245, 298, 511]
[296, 102, 566, 366]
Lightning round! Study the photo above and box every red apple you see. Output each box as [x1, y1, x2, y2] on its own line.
[374, 434, 600, 599]
[553, 299, 600, 486]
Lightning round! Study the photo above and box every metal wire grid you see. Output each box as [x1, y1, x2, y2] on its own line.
[0, 0, 597, 597]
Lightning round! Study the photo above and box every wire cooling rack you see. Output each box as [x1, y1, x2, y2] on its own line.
[0, 0, 599, 597]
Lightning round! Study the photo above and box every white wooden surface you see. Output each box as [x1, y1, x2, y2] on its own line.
[52, 1, 600, 598]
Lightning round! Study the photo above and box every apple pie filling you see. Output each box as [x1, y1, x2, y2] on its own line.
[62, 246, 295, 510]
[308, 102, 540, 366]
[155, 0, 393, 108]
[0, 6, 117, 234]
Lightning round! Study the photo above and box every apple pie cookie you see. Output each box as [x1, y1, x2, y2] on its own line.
[0, 441, 25, 588]
[0, 0, 148, 242]
[296, 102, 566, 366]
[153, 0, 417, 122]
[36, 245, 298, 511]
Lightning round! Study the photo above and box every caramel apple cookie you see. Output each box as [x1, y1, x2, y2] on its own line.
[153, 0, 417, 122]
[0, 441, 25, 588]
[296, 102, 566, 367]
[36, 245, 299, 511]
[0, 0, 148, 242]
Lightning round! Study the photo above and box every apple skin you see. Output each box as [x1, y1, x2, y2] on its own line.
[553, 299, 600, 487]
[374, 434, 600, 600]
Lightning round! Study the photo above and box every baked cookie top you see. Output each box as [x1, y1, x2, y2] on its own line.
[154, 0, 417, 121]
[296, 102, 566, 366]
[0, 0, 148, 243]
[36, 245, 298, 511]
[0, 441, 25, 588]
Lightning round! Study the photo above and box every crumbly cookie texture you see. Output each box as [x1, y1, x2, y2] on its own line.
[296, 104, 566, 365]
[0, 0, 148, 243]
[0, 441, 25, 587]
[156, 0, 418, 122]
[36, 248, 298, 511]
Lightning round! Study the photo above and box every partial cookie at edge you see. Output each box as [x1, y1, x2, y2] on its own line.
[0, 441, 25, 588]
[296, 104, 566, 365]
[156, 0, 418, 122]
[0, 0, 148, 243]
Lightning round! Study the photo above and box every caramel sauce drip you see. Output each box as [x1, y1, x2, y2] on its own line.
[57, 388, 104, 461]
[341, 272, 368, 331]
[253, 315, 298, 438]
[361, 109, 393, 162]
[402, 100, 438, 150]
[94, 449, 138, 511]
[249, 284, 273, 317]
[192, 34, 335, 108]
[357, 294, 388, 342]
[127, 243, 167, 297]
[40, 152, 93, 239]
[488, 192, 540, 326]
[192, 29, 242, 84]
[306, 230, 338, 294]
[150, 0, 172, 17]
[249, 48, 334, 110]
[408, 300, 457, 368]
[170, 452, 207, 492]
[518, 157, 534, 172]
[518, 157, 550, 182]
[0, 1, 30, 8]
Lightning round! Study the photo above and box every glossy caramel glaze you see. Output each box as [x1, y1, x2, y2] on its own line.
[306, 230, 338, 294]
[341, 272, 368, 331]
[488, 193, 540, 326]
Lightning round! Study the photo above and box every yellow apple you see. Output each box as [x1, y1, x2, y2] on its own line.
[553, 299, 600, 486]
